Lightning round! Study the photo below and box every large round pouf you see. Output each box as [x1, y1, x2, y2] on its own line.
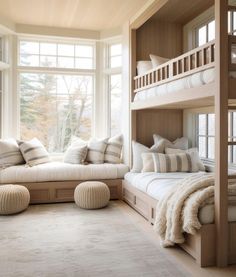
[0, 185, 30, 215]
[74, 181, 110, 209]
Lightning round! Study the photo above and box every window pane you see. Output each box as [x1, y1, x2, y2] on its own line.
[110, 56, 121, 68]
[75, 58, 93, 69]
[20, 73, 93, 153]
[110, 74, 122, 136]
[208, 20, 215, 41]
[198, 114, 206, 135]
[198, 25, 207, 46]
[233, 112, 236, 137]
[20, 41, 39, 55]
[58, 57, 74, 68]
[40, 43, 56, 55]
[75, 45, 93, 57]
[234, 12, 236, 31]
[208, 137, 215, 159]
[233, 145, 236, 163]
[110, 44, 122, 56]
[199, 137, 206, 158]
[208, 113, 215, 136]
[40, 55, 56, 67]
[20, 54, 39, 66]
[228, 11, 231, 33]
[58, 44, 74, 57]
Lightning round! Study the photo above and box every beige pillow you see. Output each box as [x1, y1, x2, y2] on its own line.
[19, 138, 50, 167]
[64, 145, 88, 164]
[153, 134, 188, 151]
[142, 153, 155, 172]
[104, 134, 123, 164]
[165, 147, 205, 171]
[152, 152, 198, 173]
[150, 54, 169, 68]
[87, 138, 108, 164]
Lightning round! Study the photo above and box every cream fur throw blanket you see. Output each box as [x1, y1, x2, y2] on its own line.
[154, 173, 236, 247]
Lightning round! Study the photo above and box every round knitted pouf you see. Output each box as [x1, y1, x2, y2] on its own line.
[0, 185, 30, 215]
[74, 181, 110, 209]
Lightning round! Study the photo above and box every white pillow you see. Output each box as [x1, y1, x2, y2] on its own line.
[141, 152, 155, 172]
[136, 61, 152, 75]
[153, 134, 188, 151]
[87, 138, 108, 164]
[104, 134, 123, 164]
[150, 54, 169, 68]
[131, 140, 165, 173]
[0, 138, 25, 169]
[165, 147, 205, 171]
[70, 136, 87, 147]
[64, 145, 88, 164]
[152, 152, 199, 173]
[19, 138, 50, 166]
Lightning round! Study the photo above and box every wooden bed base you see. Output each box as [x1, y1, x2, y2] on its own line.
[122, 180, 236, 267]
[2, 179, 123, 204]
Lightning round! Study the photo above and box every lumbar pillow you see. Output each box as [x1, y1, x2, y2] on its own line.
[18, 138, 50, 166]
[141, 152, 155, 172]
[104, 134, 123, 164]
[165, 147, 205, 171]
[131, 140, 165, 173]
[152, 152, 198, 173]
[64, 145, 88, 164]
[86, 138, 108, 164]
[136, 61, 152, 75]
[0, 139, 25, 169]
[153, 134, 188, 151]
[149, 54, 169, 68]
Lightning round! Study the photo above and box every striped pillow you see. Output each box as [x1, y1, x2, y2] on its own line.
[0, 139, 25, 169]
[19, 138, 50, 166]
[152, 153, 198, 173]
[64, 145, 87, 164]
[104, 135, 123, 164]
[86, 138, 108, 164]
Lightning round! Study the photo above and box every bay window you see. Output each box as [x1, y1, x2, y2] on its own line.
[18, 38, 95, 153]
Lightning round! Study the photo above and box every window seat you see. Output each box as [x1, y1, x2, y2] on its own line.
[0, 162, 129, 204]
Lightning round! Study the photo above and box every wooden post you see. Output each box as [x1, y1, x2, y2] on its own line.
[215, 0, 228, 267]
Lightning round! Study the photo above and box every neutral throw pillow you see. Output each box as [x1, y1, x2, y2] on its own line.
[19, 138, 50, 166]
[64, 145, 88, 164]
[165, 147, 205, 171]
[86, 138, 108, 164]
[149, 54, 169, 68]
[153, 134, 188, 151]
[131, 140, 165, 173]
[136, 61, 152, 75]
[152, 152, 198, 173]
[0, 138, 25, 169]
[104, 134, 123, 164]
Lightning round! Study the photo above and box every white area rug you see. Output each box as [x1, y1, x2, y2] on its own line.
[0, 201, 188, 277]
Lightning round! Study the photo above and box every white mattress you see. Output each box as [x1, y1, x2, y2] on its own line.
[134, 68, 236, 102]
[0, 162, 129, 183]
[124, 172, 236, 224]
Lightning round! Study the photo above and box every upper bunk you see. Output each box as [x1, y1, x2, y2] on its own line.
[130, 0, 236, 110]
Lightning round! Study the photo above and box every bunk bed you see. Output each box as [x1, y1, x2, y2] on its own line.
[123, 0, 236, 268]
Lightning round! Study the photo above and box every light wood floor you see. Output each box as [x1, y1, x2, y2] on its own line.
[118, 201, 236, 276]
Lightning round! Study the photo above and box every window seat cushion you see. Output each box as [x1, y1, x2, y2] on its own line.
[0, 162, 129, 184]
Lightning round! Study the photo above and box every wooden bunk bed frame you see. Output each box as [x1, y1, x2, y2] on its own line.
[124, 0, 236, 268]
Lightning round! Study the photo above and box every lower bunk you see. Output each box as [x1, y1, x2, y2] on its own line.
[122, 176, 236, 267]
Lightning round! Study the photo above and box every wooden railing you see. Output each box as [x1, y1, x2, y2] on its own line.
[134, 40, 216, 93]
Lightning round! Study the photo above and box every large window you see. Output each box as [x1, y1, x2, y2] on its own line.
[197, 113, 236, 163]
[107, 43, 122, 136]
[19, 40, 94, 69]
[18, 39, 95, 153]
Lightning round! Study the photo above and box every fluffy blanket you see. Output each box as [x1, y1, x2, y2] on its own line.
[154, 173, 236, 247]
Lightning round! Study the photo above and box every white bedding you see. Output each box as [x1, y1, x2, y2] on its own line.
[124, 172, 236, 224]
[134, 68, 236, 102]
[0, 162, 129, 183]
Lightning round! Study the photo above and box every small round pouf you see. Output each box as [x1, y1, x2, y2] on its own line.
[0, 185, 30, 215]
[74, 181, 110, 209]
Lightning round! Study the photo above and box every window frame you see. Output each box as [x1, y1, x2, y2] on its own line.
[103, 40, 122, 137]
[17, 36, 96, 153]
